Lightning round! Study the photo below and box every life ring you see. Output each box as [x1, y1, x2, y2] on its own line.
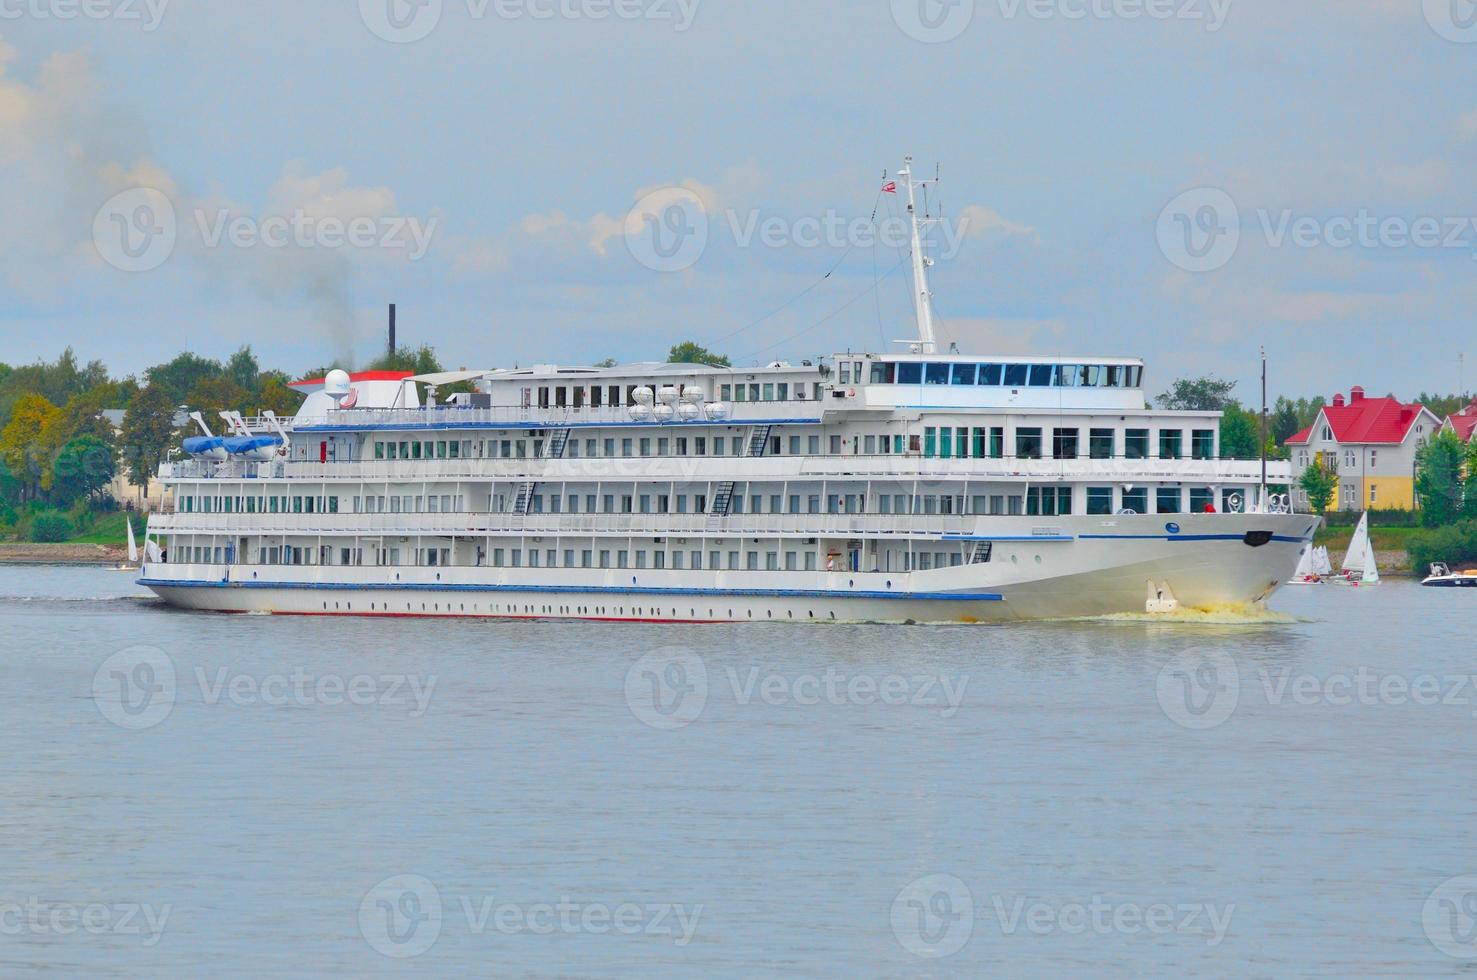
[847, 388, 856, 397]
[341, 386, 359, 408]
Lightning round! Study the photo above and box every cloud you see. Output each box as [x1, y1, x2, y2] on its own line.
[956, 204, 1037, 241]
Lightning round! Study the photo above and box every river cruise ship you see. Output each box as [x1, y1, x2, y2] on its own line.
[139, 161, 1308, 622]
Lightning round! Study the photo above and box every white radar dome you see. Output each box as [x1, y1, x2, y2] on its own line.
[324, 369, 351, 397]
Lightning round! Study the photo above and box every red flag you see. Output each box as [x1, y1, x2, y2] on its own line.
[882, 181, 897, 194]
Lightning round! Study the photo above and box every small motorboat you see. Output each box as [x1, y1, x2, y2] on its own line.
[1421, 563, 1477, 587]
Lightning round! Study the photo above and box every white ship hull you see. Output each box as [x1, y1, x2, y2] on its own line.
[140, 514, 1314, 623]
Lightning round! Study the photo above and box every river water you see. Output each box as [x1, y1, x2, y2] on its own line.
[0, 566, 1473, 976]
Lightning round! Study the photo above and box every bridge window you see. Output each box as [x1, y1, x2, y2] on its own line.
[1028, 364, 1053, 387]
[896, 362, 922, 384]
[1004, 364, 1028, 387]
[925, 363, 949, 385]
[951, 363, 977, 385]
[979, 363, 1002, 385]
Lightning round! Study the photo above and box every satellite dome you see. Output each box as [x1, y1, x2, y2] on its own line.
[324, 369, 351, 397]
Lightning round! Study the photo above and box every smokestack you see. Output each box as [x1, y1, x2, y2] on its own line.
[388, 303, 397, 358]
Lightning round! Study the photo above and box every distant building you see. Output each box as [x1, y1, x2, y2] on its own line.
[1285, 386, 1440, 511]
[1441, 398, 1477, 444]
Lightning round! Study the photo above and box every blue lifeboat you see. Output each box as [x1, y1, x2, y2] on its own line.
[222, 435, 284, 461]
[182, 436, 228, 460]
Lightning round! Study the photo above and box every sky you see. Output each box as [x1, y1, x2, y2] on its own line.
[0, 0, 1473, 403]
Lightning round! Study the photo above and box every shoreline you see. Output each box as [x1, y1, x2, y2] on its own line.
[0, 543, 128, 566]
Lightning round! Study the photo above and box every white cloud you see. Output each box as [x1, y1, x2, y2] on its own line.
[956, 204, 1037, 240]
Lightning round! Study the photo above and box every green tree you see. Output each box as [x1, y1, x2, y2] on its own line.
[1271, 398, 1302, 445]
[145, 352, 223, 407]
[50, 435, 115, 508]
[1298, 461, 1338, 515]
[1156, 376, 1237, 412]
[594, 358, 618, 368]
[29, 511, 72, 543]
[225, 346, 262, 393]
[0, 393, 61, 503]
[366, 344, 445, 375]
[1218, 405, 1260, 459]
[120, 385, 176, 505]
[667, 342, 731, 367]
[1417, 429, 1466, 527]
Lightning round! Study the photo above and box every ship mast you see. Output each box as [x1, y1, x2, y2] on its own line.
[897, 156, 939, 354]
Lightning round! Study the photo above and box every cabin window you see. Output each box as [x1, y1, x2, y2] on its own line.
[1125, 429, 1149, 459]
[1122, 488, 1148, 514]
[924, 427, 937, 457]
[1087, 487, 1114, 515]
[1159, 430, 1183, 459]
[1156, 488, 1182, 513]
[1192, 429, 1215, 459]
[1015, 427, 1043, 459]
[1090, 428, 1115, 459]
[1026, 487, 1072, 516]
[777, 383, 789, 399]
[1053, 428, 1079, 459]
[1190, 488, 1214, 512]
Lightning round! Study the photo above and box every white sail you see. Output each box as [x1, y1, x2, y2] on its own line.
[1312, 546, 1333, 576]
[1361, 533, 1380, 584]
[1342, 512, 1369, 572]
[1291, 546, 1314, 580]
[126, 516, 138, 564]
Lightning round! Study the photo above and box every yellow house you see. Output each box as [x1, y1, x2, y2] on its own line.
[1285, 387, 1440, 511]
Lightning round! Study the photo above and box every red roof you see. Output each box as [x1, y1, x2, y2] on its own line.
[1285, 388, 1429, 445]
[289, 370, 414, 392]
[1446, 399, 1477, 443]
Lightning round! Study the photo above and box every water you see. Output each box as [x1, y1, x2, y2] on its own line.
[1, 566, 1474, 976]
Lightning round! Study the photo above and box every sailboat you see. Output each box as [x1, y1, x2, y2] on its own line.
[112, 514, 140, 571]
[1287, 544, 1321, 585]
[1330, 512, 1379, 587]
[1312, 546, 1333, 577]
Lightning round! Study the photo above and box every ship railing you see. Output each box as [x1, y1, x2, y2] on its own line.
[240, 401, 817, 432]
[145, 511, 984, 538]
[158, 455, 1293, 485]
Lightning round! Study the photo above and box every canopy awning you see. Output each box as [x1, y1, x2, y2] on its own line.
[406, 370, 495, 386]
